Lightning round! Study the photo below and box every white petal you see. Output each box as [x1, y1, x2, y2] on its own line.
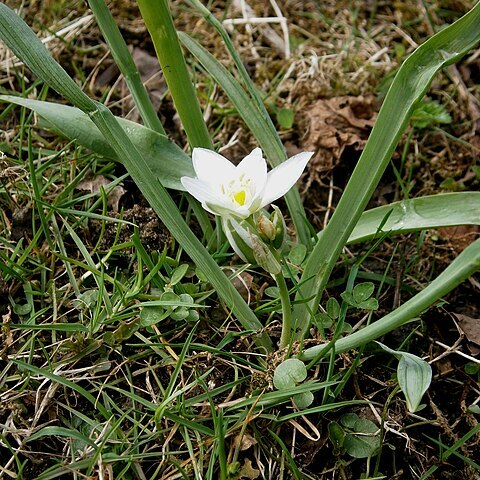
[260, 151, 314, 207]
[222, 217, 250, 263]
[236, 148, 267, 187]
[236, 148, 268, 211]
[181, 176, 223, 206]
[192, 148, 236, 183]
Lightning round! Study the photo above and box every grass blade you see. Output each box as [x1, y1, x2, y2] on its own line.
[87, 0, 165, 134]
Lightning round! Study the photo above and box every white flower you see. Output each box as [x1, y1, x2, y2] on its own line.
[181, 147, 313, 219]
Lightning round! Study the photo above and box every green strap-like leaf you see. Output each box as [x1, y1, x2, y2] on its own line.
[301, 237, 480, 361]
[136, 0, 212, 149]
[294, 3, 480, 338]
[0, 95, 194, 190]
[345, 192, 480, 244]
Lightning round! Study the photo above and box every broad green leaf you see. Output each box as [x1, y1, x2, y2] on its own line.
[314, 313, 333, 330]
[376, 342, 432, 412]
[273, 358, 307, 390]
[12, 303, 31, 315]
[328, 421, 346, 452]
[293, 391, 314, 409]
[0, 95, 194, 191]
[397, 352, 432, 412]
[326, 297, 340, 320]
[343, 429, 380, 459]
[170, 264, 190, 286]
[288, 244, 307, 266]
[357, 298, 379, 311]
[112, 321, 140, 342]
[468, 405, 480, 414]
[139, 306, 169, 327]
[465, 363, 480, 375]
[345, 193, 480, 245]
[264, 286, 280, 298]
[277, 108, 295, 129]
[295, 4, 480, 339]
[340, 413, 380, 459]
[353, 282, 375, 303]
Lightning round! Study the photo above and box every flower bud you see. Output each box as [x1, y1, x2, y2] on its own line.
[270, 205, 287, 250]
[255, 206, 286, 250]
[222, 217, 282, 274]
[251, 235, 281, 275]
[256, 211, 276, 242]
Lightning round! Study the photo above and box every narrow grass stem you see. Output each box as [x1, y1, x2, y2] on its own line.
[87, 0, 165, 134]
[275, 269, 293, 350]
[136, 0, 212, 149]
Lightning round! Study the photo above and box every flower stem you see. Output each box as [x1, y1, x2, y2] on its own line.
[275, 269, 293, 350]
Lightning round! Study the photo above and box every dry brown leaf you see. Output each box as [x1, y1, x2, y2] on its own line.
[122, 48, 166, 123]
[95, 47, 166, 123]
[456, 313, 480, 355]
[230, 270, 254, 303]
[303, 95, 377, 175]
[239, 458, 260, 479]
[234, 432, 257, 451]
[76, 171, 125, 212]
[438, 226, 480, 253]
[1, 306, 13, 349]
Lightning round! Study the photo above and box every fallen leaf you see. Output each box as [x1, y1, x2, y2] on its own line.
[303, 95, 377, 176]
[76, 171, 125, 212]
[234, 432, 257, 451]
[1, 306, 13, 348]
[239, 458, 260, 479]
[456, 313, 480, 355]
[230, 270, 254, 303]
[95, 47, 166, 124]
[438, 226, 480, 253]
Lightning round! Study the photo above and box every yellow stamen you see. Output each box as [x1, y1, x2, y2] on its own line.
[234, 190, 246, 205]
